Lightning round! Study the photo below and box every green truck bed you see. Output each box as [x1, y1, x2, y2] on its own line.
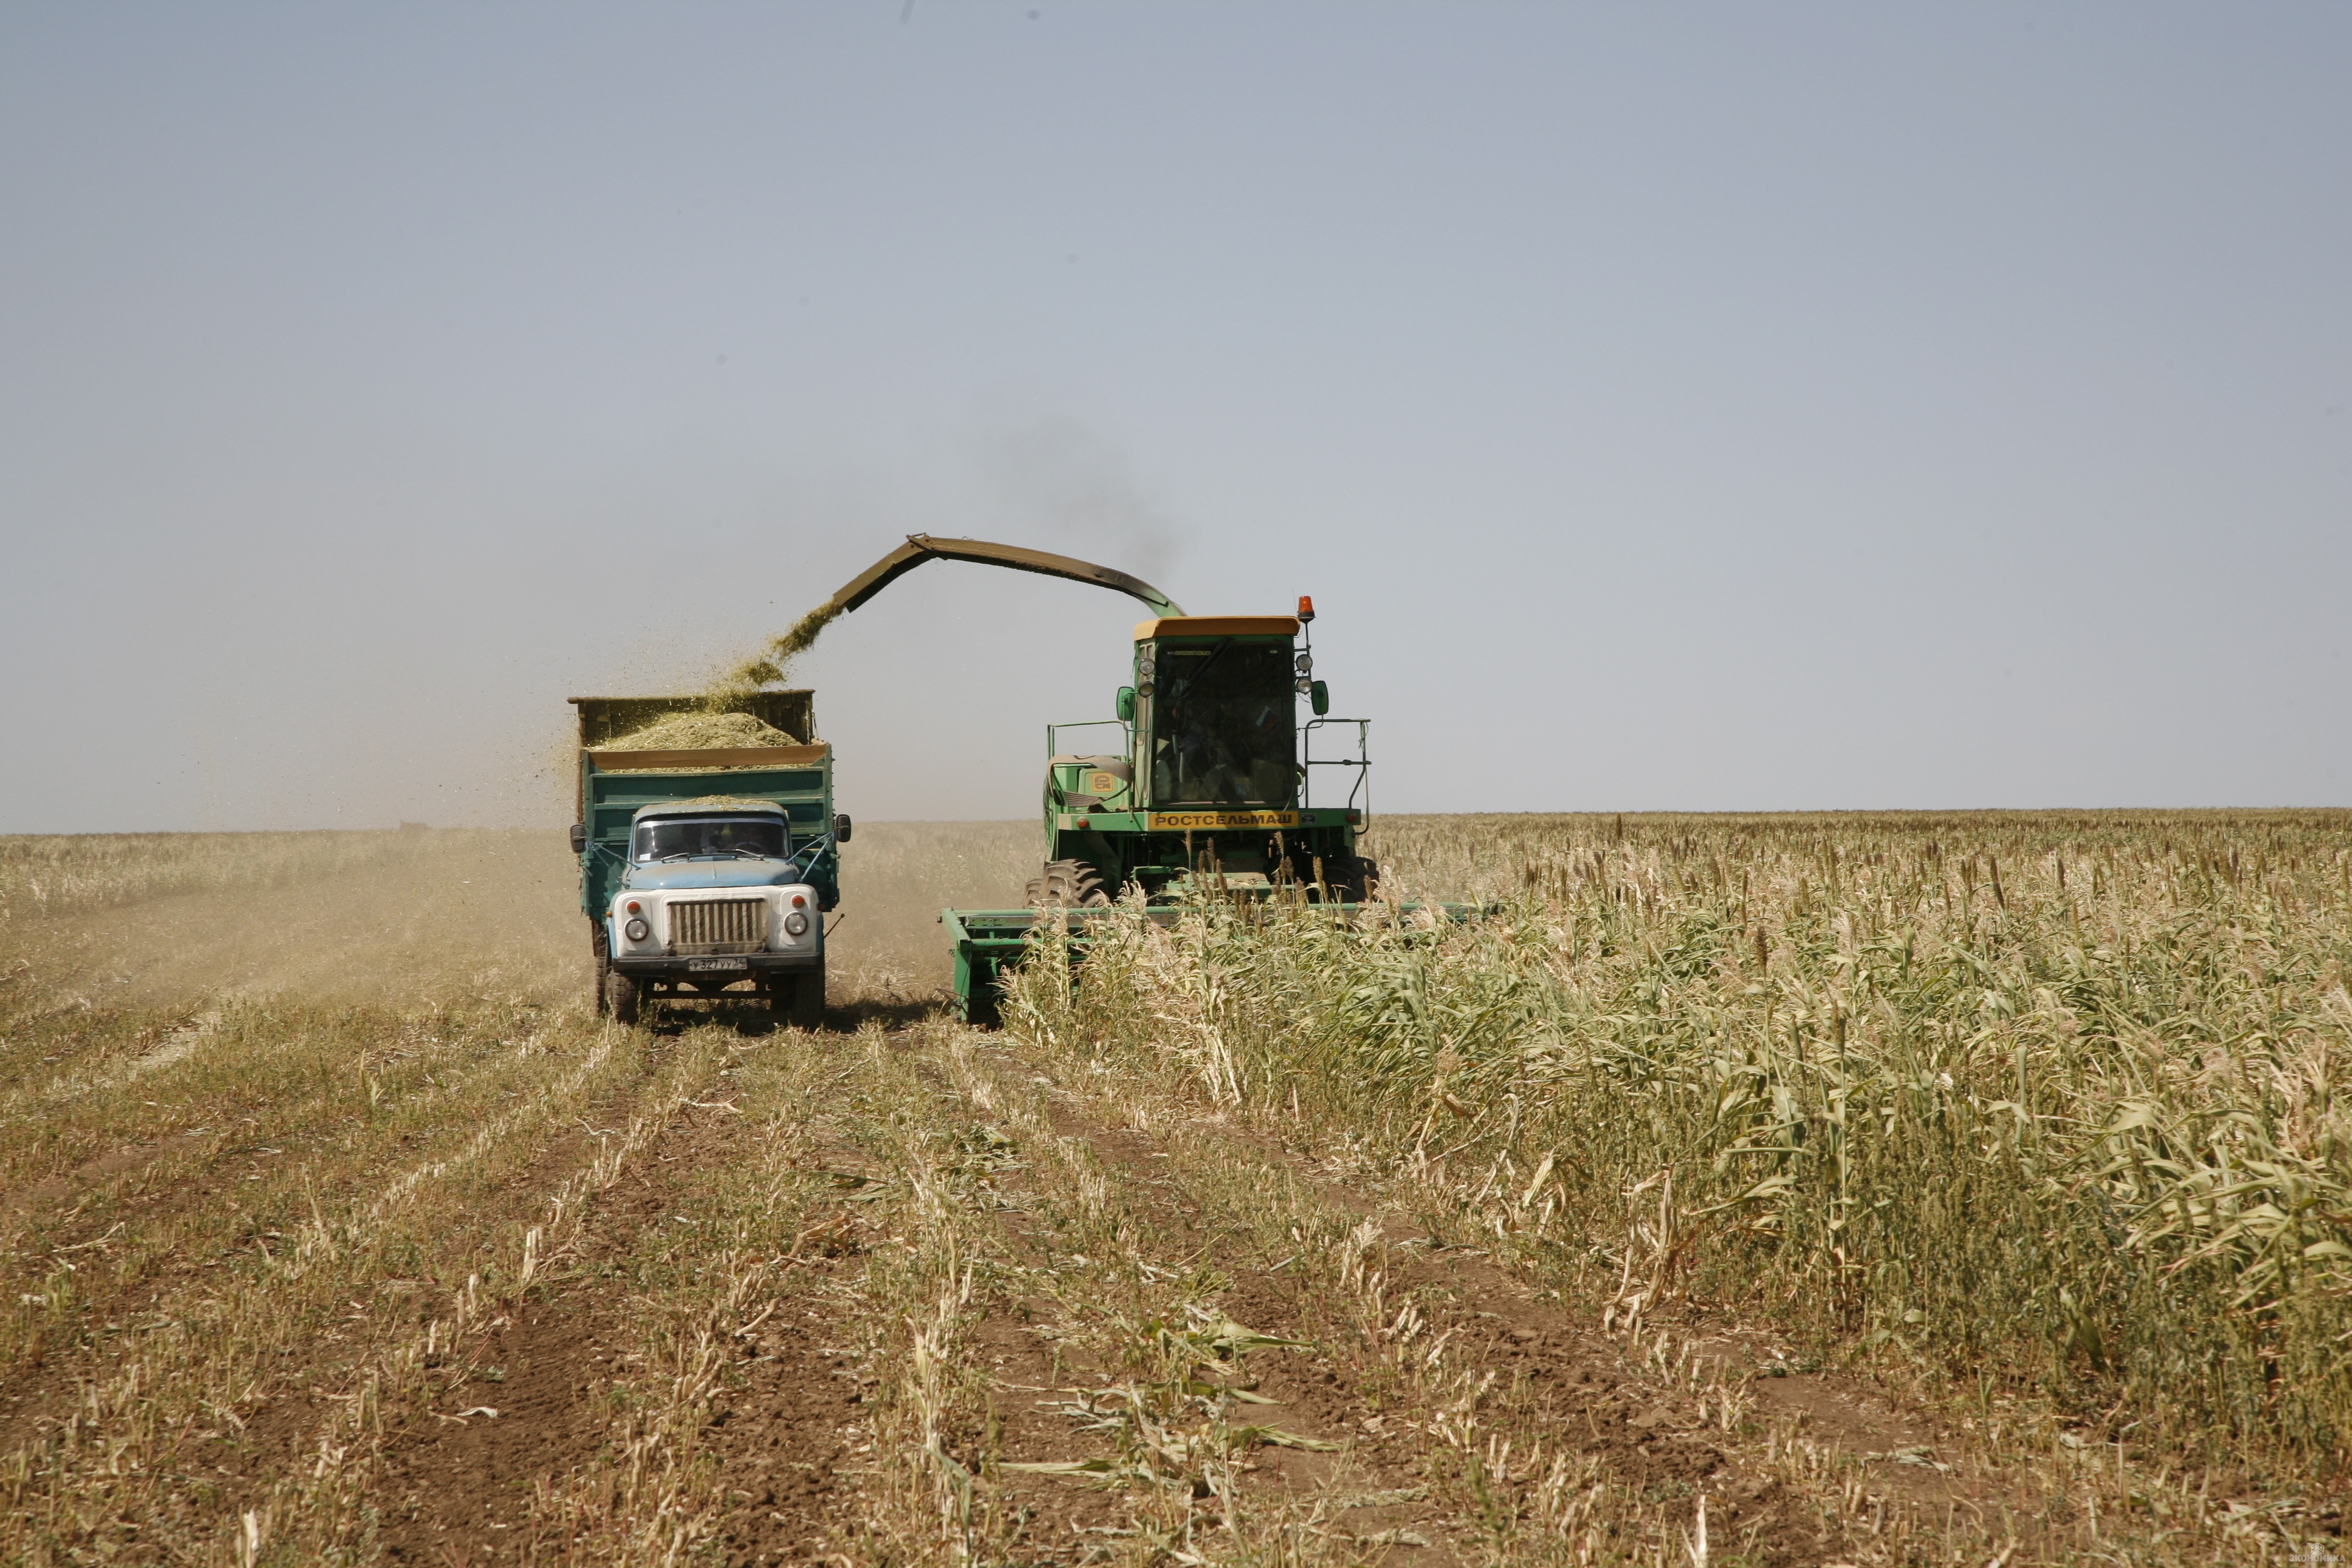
[569, 694, 838, 925]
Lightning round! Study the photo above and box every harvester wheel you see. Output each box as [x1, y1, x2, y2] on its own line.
[964, 977, 1003, 1031]
[606, 969, 642, 1026]
[1328, 855, 1382, 904]
[1031, 859, 1112, 909]
[590, 926, 610, 1016]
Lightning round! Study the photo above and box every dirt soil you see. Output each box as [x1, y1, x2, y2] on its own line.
[0, 828, 2302, 1566]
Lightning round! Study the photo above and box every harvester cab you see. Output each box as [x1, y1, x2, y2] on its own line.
[1034, 605, 1375, 906]
[799, 534, 1382, 1024]
[809, 535, 1377, 911]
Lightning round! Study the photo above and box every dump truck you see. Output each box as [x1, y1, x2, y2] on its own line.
[568, 694, 849, 1028]
[790, 535, 1383, 1024]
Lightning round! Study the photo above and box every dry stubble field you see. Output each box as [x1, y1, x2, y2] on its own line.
[1, 813, 2348, 1567]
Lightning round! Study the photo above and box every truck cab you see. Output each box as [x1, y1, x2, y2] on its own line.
[600, 799, 827, 1026]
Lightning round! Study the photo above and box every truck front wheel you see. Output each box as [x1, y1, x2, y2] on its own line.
[607, 969, 642, 1026]
[591, 926, 611, 1017]
[780, 964, 825, 1031]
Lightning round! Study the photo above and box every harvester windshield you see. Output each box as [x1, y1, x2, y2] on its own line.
[633, 817, 789, 863]
[1151, 641, 1296, 806]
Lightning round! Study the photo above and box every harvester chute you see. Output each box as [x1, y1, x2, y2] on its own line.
[826, 534, 1187, 620]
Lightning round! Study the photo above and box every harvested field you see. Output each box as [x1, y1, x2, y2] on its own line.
[1, 813, 2346, 1565]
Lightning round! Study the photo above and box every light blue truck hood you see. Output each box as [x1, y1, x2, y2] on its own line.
[620, 860, 810, 893]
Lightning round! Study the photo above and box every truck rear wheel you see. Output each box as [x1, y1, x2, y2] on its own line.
[1028, 858, 1111, 908]
[606, 969, 642, 1026]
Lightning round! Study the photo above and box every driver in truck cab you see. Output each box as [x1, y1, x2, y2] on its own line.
[710, 819, 778, 857]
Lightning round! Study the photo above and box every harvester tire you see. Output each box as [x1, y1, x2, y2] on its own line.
[1328, 856, 1382, 904]
[1031, 859, 1112, 909]
[964, 978, 1003, 1031]
[607, 969, 642, 1026]
[590, 926, 611, 1017]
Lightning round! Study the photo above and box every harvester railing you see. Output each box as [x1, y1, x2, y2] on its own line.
[1301, 717, 1371, 821]
[1046, 719, 1132, 759]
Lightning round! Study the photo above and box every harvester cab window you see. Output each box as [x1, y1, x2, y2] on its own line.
[1151, 641, 1296, 806]
[633, 816, 789, 863]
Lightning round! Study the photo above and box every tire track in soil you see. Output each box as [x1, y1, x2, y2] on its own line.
[915, 1049, 1478, 1565]
[373, 1093, 884, 1566]
[369, 1102, 727, 1563]
[696, 1107, 914, 1568]
[184, 1069, 696, 1552]
[0, 1054, 664, 1514]
[1013, 1075, 1845, 1566]
[1051, 1084, 2082, 1563]
[701, 1217, 873, 1568]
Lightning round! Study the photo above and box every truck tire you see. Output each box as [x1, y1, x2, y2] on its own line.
[783, 965, 825, 1031]
[1028, 859, 1111, 908]
[590, 926, 611, 1017]
[607, 969, 642, 1026]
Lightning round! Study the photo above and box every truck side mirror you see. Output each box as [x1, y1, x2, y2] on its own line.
[833, 813, 853, 843]
[569, 823, 587, 854]
[1310, 681, 1330, 716]
[1115, 685, 1136, 722]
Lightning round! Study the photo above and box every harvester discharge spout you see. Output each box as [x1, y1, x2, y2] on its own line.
[824, 534, 1186, 620]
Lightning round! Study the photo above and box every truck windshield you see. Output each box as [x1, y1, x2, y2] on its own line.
[633, 817, 789, 862]
[1150, 641, 1296, 806]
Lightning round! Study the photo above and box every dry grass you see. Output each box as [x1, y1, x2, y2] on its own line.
[0, 831, 437, 927]
[1009, 811, 2352, 1515]
[3, 814, 2346, 1567]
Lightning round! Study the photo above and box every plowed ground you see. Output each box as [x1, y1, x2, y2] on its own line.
[0, 829, 2291, 1565]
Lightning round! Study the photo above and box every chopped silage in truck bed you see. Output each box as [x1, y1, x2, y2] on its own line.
[599, 710, 800, 750]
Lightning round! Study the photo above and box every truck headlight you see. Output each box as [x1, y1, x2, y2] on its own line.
[783, 911, 809, 937]
[625, 917, 650, 942]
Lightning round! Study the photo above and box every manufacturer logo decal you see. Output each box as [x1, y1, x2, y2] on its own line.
[1147, 811, 1301, 830]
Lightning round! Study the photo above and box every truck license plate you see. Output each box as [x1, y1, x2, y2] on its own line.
[687, 957, 748, 972]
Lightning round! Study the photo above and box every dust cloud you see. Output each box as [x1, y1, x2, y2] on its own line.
[1, 823, 1039, 1023]
[977, 418, 1186, 589]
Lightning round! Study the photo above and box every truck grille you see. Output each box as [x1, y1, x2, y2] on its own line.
[669, 898, 768, 955]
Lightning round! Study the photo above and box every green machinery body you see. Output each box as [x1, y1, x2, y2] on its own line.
[1033, 612, 1373, 901]
[800, 535, 1384, 1025]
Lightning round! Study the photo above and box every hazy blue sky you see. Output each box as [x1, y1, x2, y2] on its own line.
[3, 3, 2346, 831]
